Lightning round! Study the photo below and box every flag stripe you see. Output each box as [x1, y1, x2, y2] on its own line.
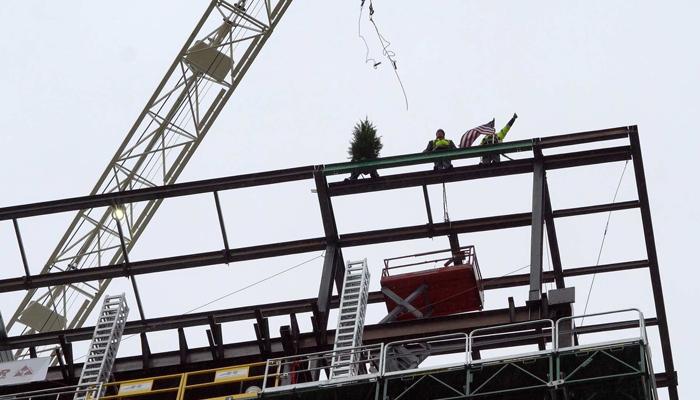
[459, 121, 495, 148]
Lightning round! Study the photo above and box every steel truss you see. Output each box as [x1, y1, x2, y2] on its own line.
[0, 126, 678, 398]
[5, 0, 293, 360]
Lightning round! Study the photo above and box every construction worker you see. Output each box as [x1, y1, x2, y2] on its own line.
[423, 129, 456, 170]
[480, 113, 518, 164]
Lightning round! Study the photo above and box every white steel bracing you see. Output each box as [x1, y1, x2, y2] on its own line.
[74, 294, 129, 400]
[7, 0, 293, 360]
[330, 259, 370, 379]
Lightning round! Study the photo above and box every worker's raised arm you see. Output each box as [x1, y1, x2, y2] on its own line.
[496, 113, 518, 140]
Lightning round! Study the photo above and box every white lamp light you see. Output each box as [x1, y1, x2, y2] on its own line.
[112, 206, 126, 221]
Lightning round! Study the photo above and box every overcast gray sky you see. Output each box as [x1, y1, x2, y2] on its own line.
[0, 1, 697, 398]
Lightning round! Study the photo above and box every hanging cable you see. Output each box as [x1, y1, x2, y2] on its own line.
[71, 251, 325, 362]
[357, 0, 409, 110]
[358, 1, 380, 68]
[581, 160, 630, 325]
[442, 183, 450, 223]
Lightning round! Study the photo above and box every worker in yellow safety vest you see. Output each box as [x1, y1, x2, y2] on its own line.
[480, 113, 518, 164]
[423, 129, 456, 170]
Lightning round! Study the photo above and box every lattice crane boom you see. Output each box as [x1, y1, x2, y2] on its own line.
[6, 0, 293, 359]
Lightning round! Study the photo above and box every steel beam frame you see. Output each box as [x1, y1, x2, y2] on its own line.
[0, 126, 677, 397]
[629, 128, 678, 398]
[0, 259, 649, 352]
[529, 145, 546, 304]
[42, 312, 656, 382]
[327, 146, 633, 197]
[0, 202, 636, 294]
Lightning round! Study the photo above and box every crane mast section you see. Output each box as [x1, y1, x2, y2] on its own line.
[7, 0, 293, 359]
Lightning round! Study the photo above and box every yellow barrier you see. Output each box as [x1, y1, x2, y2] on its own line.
[101, 362, 275, 400]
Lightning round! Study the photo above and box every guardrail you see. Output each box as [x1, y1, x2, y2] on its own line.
[0, 383, 102, 400]
[469, 319, 555, 363]
[1, 309, 651, 399]
[97, 361, 269, 400]
[382, 333, 469, 375]
[262, 344, 383, 392]
[554, 308, 647, 350]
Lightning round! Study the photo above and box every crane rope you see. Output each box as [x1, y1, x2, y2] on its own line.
[358, 1, 379, 68]
[358, 0, 409, 110]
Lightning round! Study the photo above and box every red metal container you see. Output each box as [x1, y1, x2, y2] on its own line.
[380, 246, 484, 322]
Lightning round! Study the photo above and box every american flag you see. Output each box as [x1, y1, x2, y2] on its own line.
[459, 119, 495, 148]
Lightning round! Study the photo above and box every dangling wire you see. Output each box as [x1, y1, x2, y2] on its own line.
[358, 0, 380, 68]
[442, 183, 450, 223]
[357, 0, 409, 110]
[580, 160, 630, 326]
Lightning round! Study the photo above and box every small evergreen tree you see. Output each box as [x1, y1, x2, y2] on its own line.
[348, 117, 383, 162]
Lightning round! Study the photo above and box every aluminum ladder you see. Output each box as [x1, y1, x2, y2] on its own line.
[74, 294, 129, 400]
[330, 259, 370, 379]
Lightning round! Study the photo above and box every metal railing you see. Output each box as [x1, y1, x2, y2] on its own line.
[98, 361, 269, 400]
[382, 333, 469, 375]
[554, 308, 647, 350]
[262, 344, 383, 392]
[0, 309, 651, 399]
[469, 319, 556, 363]
[382, 245, 480, 278]
[259, 310, 650, 392]
[0, 384, 102, 400]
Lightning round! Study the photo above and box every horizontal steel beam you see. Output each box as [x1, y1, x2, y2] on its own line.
[0, 260, 646, 351]
[339, 199, 637, 247]
[551, 200, 639, 218]
[0, 166, 316, 221]
[655, 371, 678, 388]
[48, 306, 534, 380]
[0, 238, 326, 293]
[328, 146, 632, 196]
[0, 201, 638, 294]
[0, 292, 382, 351]
[483, 259, 648, 290]
[323, 140, 534, 176]
[0, 128, 634, 221]
[45, 309, 658, 382]
[538, 126, 631, 149]
[322, 126, 633, 178]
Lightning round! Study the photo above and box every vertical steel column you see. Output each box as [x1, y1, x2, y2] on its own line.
[529, 147, 546, 303]
[314, 170, 343, 338]
[314, 170, 344, 290]
[316, 244, 338, 345]
[544, 182, 565, 289]
[628, 127, 678, 399]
